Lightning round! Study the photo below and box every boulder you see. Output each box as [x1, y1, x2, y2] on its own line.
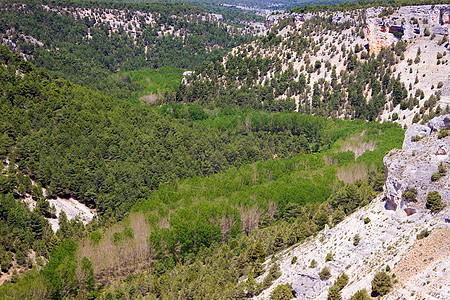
[427, 114, 450, 132]
[402, 124, 431, 149]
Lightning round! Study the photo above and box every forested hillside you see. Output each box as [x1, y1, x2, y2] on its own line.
[179, 2, 449, 126]
[0, 43, 405, 298]
[0, 0, 254, 96]
[4, 0, 440, 299]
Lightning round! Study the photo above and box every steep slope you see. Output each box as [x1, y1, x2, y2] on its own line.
[255, 114, 450, 299]
[180, 5, 449, 126]
[255, 195, 449, 299]
[0, 0, 255, 96]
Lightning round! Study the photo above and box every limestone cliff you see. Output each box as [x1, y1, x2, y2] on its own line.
[384, 114, 450, 218]
[367, 19, 397, 54]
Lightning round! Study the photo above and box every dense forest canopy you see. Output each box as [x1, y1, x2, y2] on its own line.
[0, 0, 254, 96]
[0, 0, 426, 298]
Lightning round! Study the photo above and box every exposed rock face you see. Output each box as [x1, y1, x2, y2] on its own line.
[402, 124, 431, 149]
[384, 114, 450, 218]
[254, 196, 450, 300]
[366, 5, 450, 54]
[292, 271, 326, 298]
[367, 19, 397, 54]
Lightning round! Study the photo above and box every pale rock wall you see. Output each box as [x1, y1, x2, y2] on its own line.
[384, 114, 450, 218]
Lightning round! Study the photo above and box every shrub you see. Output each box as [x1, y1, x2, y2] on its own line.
[334, 272, 349, 290]
[112, 232, 123, 244]
[402, 187, 417, 201]
[431, 172, 441, 182]
[417, 229, 430, 240]
[438, 162, 447, 176]
[310, 259, 317, 268]
[350, 289, 370, 300]
[438, 129, 448, 139]
[426, 191, 444, 213]
[392, 113, 398, 121]
[353, 234, 360, 246]
[327, 272, 348, 300]
[291, 256, 297, 265]
[123, 227, 134, 239]
[385, 265, 391, 272]
[411, 135, 424, 142]
[325, 252, 333, 262]
[89, 231, 102, 244]
[319, 266, 332, 280]
[371, 271, 392, 296]
[270, 283, 293, 300]
[262, 263, 282, 289]
[364, 217, 371, 224]
[327, 285, 341, 300]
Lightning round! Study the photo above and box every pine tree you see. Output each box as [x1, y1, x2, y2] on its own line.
[426, 191, 444, 213]
[371, 271, 392, 296]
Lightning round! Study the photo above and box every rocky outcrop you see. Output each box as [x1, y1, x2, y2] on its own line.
[367, 19, 397, 54]
[254, 195, 450, 300]
[384, 114, 450, 218]
[366, 5, 450, 54]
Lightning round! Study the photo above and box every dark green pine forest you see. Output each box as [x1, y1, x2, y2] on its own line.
[0, 0, 409, 299]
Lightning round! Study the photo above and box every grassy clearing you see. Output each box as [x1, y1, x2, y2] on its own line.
[113, 67, 185, 102]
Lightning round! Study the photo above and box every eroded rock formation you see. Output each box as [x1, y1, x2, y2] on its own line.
[366, 5, 450, 54]
[367, 19, 397, 54]
[384, 114, 450, 218]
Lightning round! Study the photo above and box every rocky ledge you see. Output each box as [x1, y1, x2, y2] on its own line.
[384, 114, 450, 218]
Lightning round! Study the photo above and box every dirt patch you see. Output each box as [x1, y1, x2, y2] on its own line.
[140, 94, 158, 105]
[393, 228, 450, 285]
[337, 162, 373, 183]
[340, 140, 378, 160]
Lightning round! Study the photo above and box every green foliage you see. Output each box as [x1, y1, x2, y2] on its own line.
[291, 256, 297, 264]
[40, 239, 79, 299]
[271, 283, 293, 300]
[251, 242, 266, 261]
[438, 129, 448, 139]
[325, 252, 333, 262]
[334, 272, 349, 290]
[80, 257, 95, 294]
[330, 181, 377, 215]
[112, 232, 123, 244]
[319, 266, 332, 280]
[262, 263, 282, 289]
[123, 227, 134, 239]
[426, 191, 444, 213]
[0, 1, 253, 96]
[402, 187, 417, 201]
[371, 271, 392, 297]
[89, 231, 102, 244]
[349, 289, 370, 300]
[353, 234, 360, 246]
[364, 217, 371, 224]
[431, 172, 441, 181]
[385, 265, 391, 272]
[0, 190, 53, 274]
[327, 272, 348, 300]
[417, 229, 430, 240]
